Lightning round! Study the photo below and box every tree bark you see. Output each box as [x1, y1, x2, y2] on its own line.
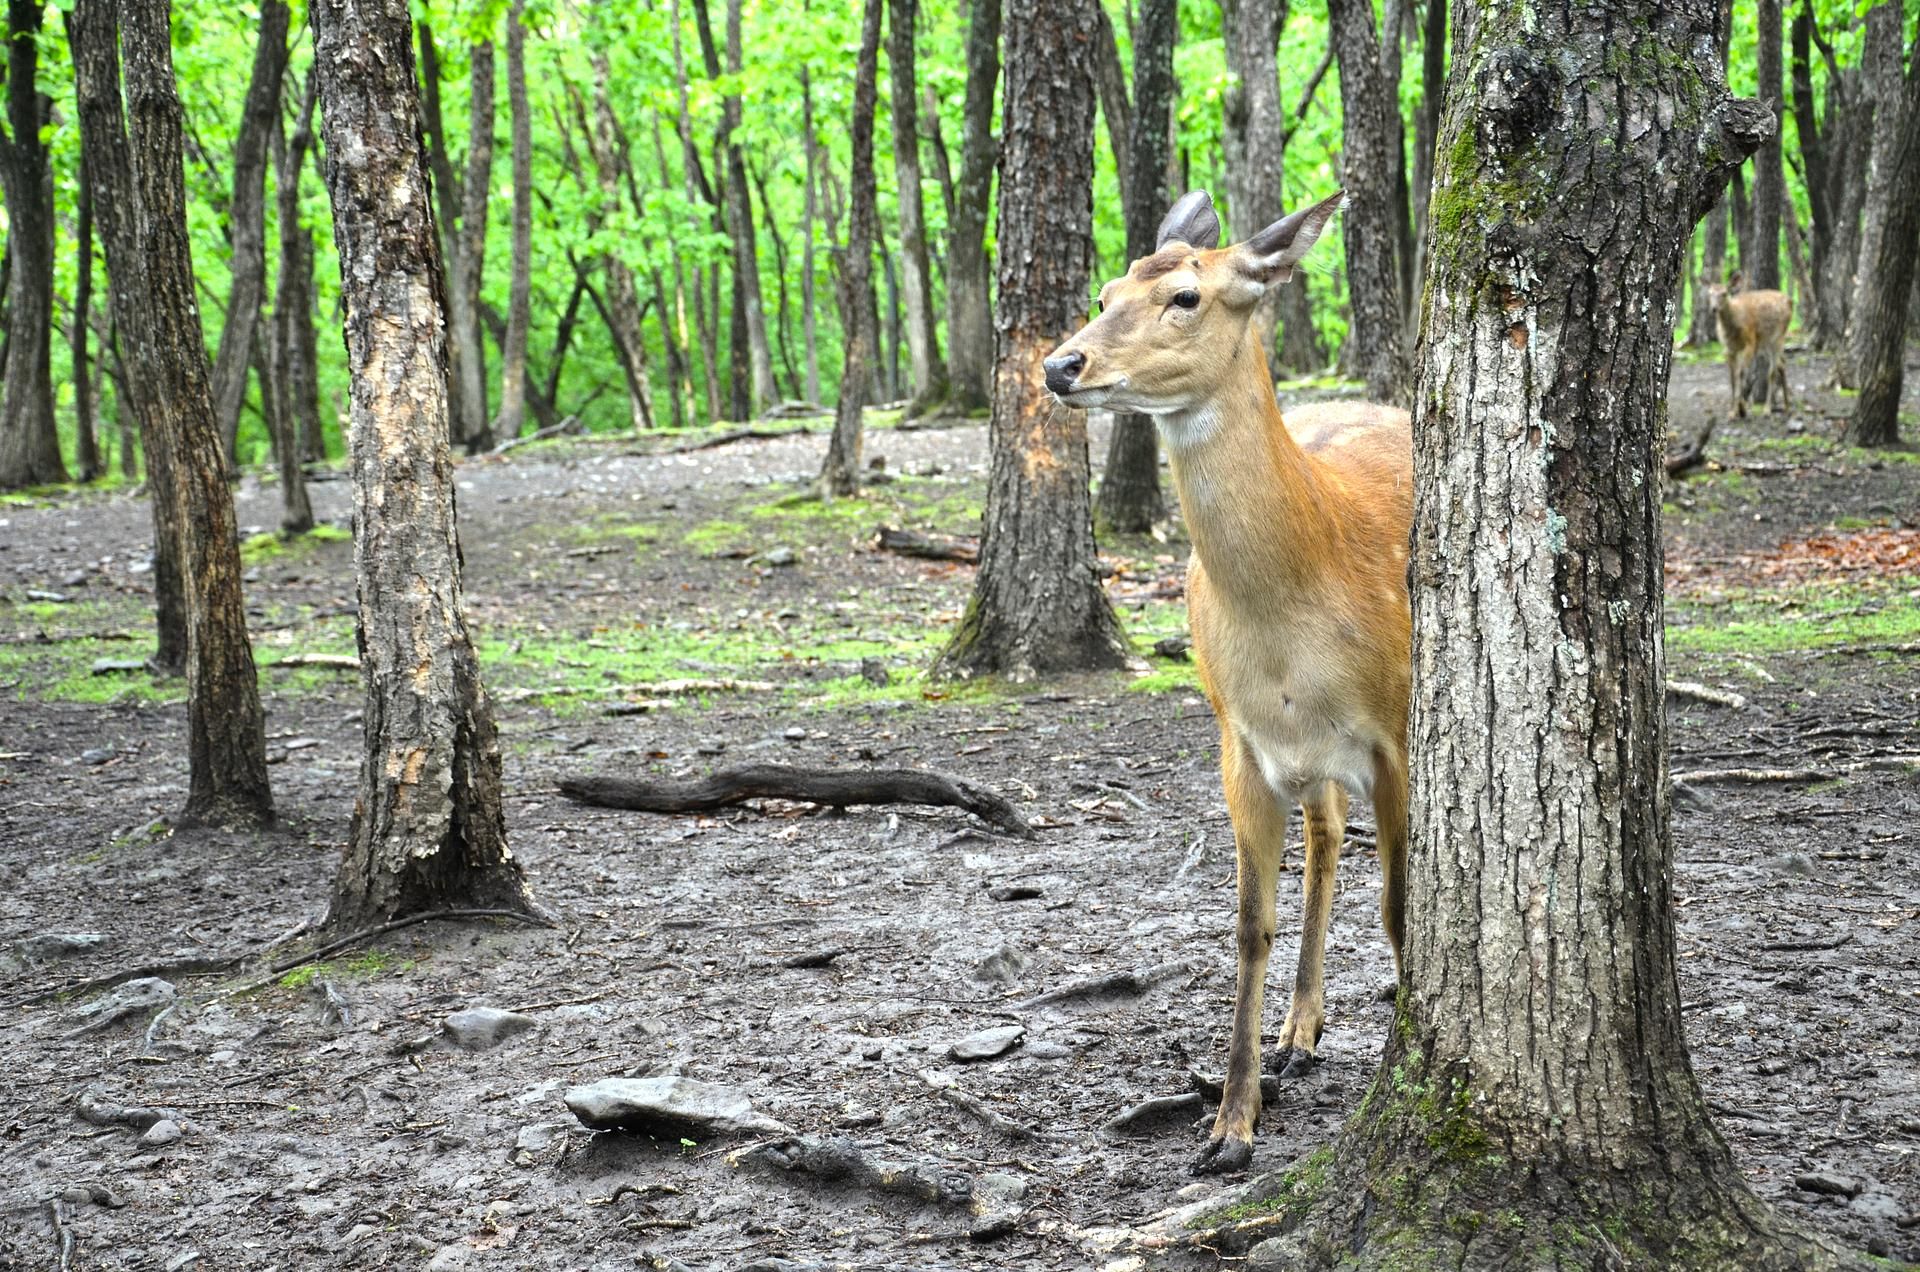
[585, 56, 657, 432]
[819, 0, 884, 496]
[941, 0, 1000, 418]
[1097, 0, 1177, 536]
[1751, 0, 1785, 290]
[801, 65, 823, 406]
[718, 0, 776, 414]
[934, 0, 1128, 680]
[665, 2, 724, 424]
[71, 146, 102, 483]
[1843, 2, 1905, 391]
[448, 40, 494, 450]
[1689, 0, 1735, 347]
[122, 0, 273, 826]
[270, 67, 317, 533]
[888, 0, 947, 417]
[1219, 0, 1289, 371]
[1239, 4, 1849, 1265]
[0, 0, 67, 489]
[310, 0, 536, 929]
[490, 0, 531, 444]
[209, 0, 290, 466]
[69, 0, 186, 670]
[1790, 1, 1834, 348]
[1409, 0, 1444, 318]
[1846, 27, 1920, 449]
[1324, 0, 1411, 405]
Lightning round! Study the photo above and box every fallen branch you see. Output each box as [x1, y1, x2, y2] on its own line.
[560, 763, 1034, 838]
[1672, 754, 1920, 788]
[656, 426, 798, 455]
[920, 1071, 1039, 1141]
[742, 1135, 974, 1208]
[873, 525, 979, 564]
[497, 677, 776, 702]
[1014, 957, 1204, 1010]
[491, 416, 582, 454]
[268, 653, 360, 671]
[1759, 934, 1851, 952]
[1666, 680, 1749, 711]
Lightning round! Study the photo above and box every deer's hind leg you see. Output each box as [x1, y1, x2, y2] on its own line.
[1271, 780, 1347, 1081]
[1728, 348, 1749, 418]
[1768, 346, 1790, 415]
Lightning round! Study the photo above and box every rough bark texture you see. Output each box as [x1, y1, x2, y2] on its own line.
[1844, 3, 1905, 391]
[492, 0, 532, 444]
[71, 147, 102, 483]
[270, 68, 317, 533]
[1324, 0, 1411, 406]
[820, 0, 884, 497]
[1690, 0, 1734, 347]
[0, 0, 66, 489]
[1097, 0, 1177, 536]
[1846, 28, 1920, 449]
[721, 0, 776, 414]
[210, 0, 290, 464]
[1409, 0, 1445, 321]
[1751, 0, 1784, 290]
[942, 0, 1000, 418]
[1231, 3, 1856, 1267]
[122, 0, 273, 827]
[888, 0, 946, 417]
[934, 0, 1127, 680]
[310, 0, 535, 929]
[69, 0, 187, 671]
[1219, 0, 1289, 371]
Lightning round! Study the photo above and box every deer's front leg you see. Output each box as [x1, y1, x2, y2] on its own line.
[1191, 736, 1288, 1176]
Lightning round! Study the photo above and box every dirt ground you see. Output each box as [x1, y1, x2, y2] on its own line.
[1, 351, 1917, 1271]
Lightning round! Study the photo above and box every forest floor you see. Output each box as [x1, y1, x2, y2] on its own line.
[1, 351, 1917, 1272]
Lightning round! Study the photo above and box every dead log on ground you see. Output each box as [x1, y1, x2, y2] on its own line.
[873, 524, 979, 563]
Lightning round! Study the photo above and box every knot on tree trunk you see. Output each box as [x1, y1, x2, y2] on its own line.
[1476, 48, 1554, 154]
[1695, 97, 1777, 218]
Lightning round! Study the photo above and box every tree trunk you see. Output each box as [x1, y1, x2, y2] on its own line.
[490, 0, 531, 444]
[1097, 0, 1177, 536]
[801, 65, 822, 406]
[877, 222, 902, 402]
[69, 0, 186, 670]
[1408, 0, 1444, 315]
[1091, 2, 1133, 208]
[922, 84, 955, 225]
[934, 0, 1128, 680]
[1219, 0, 1288, 371]
[1843, 2, 1905, 391]
[720, 0, 776, 414]
[819, 0, 884, 497]
[1324, 0, 1411, 405]
[270, 67, 317, 533]
[449, 40, 494, 451]
[0, 0, 67, 489]
[122, 0, 273, 826]
[1790, 1, 1834, 348]
[942, 0, 1000, 418]
[1751, 0, 1784, 290]
[210, 0, 290, 466]
[1690, 0, 1735, 347]
[665, 3, 724, 423]
[888, 0, 947, 417]
[310, 0, 536, 929]
[1847, 28, 1920, 449]
[1245, 5, 1846, 1265]
[71, 147, 102, 483]
[752, 161, 801, 401]
[586, 55, 656, 432]
[417, 20, 468, 444]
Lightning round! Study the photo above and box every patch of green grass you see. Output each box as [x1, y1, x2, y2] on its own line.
[1667, 582, 1920, 656]
[241, 523, 352, 564]
[1127, 660, 1201, 694]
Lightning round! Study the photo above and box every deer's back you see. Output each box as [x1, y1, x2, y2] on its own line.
[1717, 290, 1792, 351]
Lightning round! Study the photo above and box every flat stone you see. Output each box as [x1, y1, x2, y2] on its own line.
[69, 979, 176, 1035]
[442, 1006, 538, 1051]
[15, 932, 108, 963]
[80, 747, 118, 765]
[138, 1119, 182, 1148]
[948, 1024, 1024, 1063]
[1795, 1170, 1862, 1198]
[563, 1076, 790, 1139]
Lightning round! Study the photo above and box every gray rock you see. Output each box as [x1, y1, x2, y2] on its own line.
[564, 1076, 791, 1139]
[442, 1006, 538, 1051]
[970, 944, 1026, 988]
[1794, 1170, 1862, 1197]
[763, 545, 798, 567]
[948, 1024, 1024, 1062]
[514, 1122, 567, 1154]
[138, 1119, 182, 1148]
[427, 1246, 471, 1272]
[68, 980, 176, 1035]
[859, 657, 890, 687]
[1767, 851, 1817, 877]
[80, 747, 118, 765]
[15, 932, 108, 963]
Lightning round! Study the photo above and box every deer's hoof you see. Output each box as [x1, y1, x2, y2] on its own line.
[1190, 1134, 1254, 1176]
[1269, 1046, 1320, 1081]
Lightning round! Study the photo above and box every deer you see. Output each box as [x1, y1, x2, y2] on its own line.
[1704, 270, 1791, 418]
[1042, 189, 1411, 1175]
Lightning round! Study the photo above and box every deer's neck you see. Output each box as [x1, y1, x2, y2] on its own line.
[1157, 331, 1338, 602]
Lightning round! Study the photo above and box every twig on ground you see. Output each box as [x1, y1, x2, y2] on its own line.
[1666, 680, 1750, 711]
[873, 525, 979, 563]
[497, 677, 776, 702]
[268, 653, 360, 670]
[1672, 754, 1920, 787]
[1759, 934, 1852, 952]
[1014, 957, 1204, 1010]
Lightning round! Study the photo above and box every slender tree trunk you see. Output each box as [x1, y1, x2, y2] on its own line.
[71, 148, 102, 483]
[879, 223, 902, 401]
[942, 0, 1000, 417]
[70, 1, 184, 667]
[1847, 28, 1920, 449]
[1751, 0, 1784, 290]
[1250, 4, 1845, 1265]
[752, 162, 801, 400]
[665, 3, 724, 423]
[586, 55, 657, 432]
[0, 0, 66, 489]
[1381, 0, 1415, 328]
[726, 190, 752, 421]
[1843, 2, 1905, 390]
[1324, 0, 1411, 405]
[934, 0, 1128, 680]
[819, 0, 884, 496]
[888, 0, 947, 417]
[647, 113, 697, 427]
[1219, 0, 1288, 371]
[1409, 0, 1444, 310]
[1790, 1, 1835, 348]
[491, 0, 531, 444]
[210, 0, 290, 466]
[417, 20, 469, 443]
[310, 0, 536, 929]
[1097, 0, 1177, 536]
[801, 65, 823, 405]
[1690, 0, 1735, 347]
[122, 0, 273, 826]
[721, 0, 776, 413]
[449, 40, 494, 450]
[922, 84, 955, 225]
[271, 68, 317, 533]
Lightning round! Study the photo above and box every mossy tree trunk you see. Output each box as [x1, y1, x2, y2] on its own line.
[311, 0, 537, 930]
[818, 0, 883, 497]
[934, 0, 1128, 681]
[1229, 4, 1859, 1267]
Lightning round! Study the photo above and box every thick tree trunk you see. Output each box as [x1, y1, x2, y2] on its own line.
[719, 0, 776, 414]
[942, 0, 1000, 418]
[1843, 3, 1906, 391]
[801, 66, 822, 406]
[490, 0, 531, 444]
[1847, 29, 1920, 449]
[71, 148, 102, 483]
[888, 0, 947, 418]
[122, 0, 273, 826]
[1097, 0, 1177, 536]
[1751, 0, 1784, 290]
[69, 0, 186, 670]
[210, 0, 290, 465]
[270, 68, 317, 533]
[819, 0, 884, 496]
[0, 0, 66, 489]
[1324, 0, 1410, 405]
[934, 0, 1127, 680]
[310, 0, 536, 929]
[1243, 5, 1846, 1266]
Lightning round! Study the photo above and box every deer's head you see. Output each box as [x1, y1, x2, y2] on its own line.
[1042, 189, 1343, 415]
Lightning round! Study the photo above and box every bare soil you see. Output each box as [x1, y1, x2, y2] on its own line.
[1, 352, 1917, 1271]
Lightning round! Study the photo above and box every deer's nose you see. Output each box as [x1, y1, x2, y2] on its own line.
[1043, 350, 1086, 395]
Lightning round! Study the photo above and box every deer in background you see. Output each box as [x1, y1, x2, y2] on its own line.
[1705, 270, 1791, 418]
[1043, 190, 1410, 1175]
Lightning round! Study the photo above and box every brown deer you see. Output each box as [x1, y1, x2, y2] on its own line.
[1043, 190, 1410, 1175]
[1705, 270, 1791, 418]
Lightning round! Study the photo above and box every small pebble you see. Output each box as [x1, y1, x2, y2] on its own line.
[949, 1024, 1025, 1063]
[138, 1119, 182, 1148]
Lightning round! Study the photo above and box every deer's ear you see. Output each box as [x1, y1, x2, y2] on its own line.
[1156, 190, 1221, 251]
[1234, 190, 1345, 286]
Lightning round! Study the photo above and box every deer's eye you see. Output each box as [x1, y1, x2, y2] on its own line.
[1172, 289, 1201, 310]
